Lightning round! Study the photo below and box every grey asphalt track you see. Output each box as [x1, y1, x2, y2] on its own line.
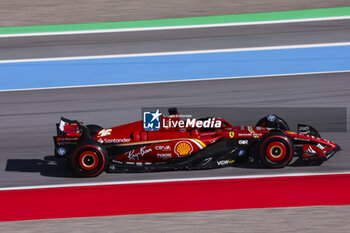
[1, 18, 350, 188]
[2, 205, 350, 233]
[1, 0, 348, 27]
[1, 19, 350, 59]
[1, 72, 349, 188]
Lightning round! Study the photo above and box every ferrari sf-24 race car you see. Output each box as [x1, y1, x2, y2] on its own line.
[53, 108, 341, 177]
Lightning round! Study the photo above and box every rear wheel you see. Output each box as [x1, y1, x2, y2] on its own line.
[258, 132, 294, 168]
[69, 140, 108, 177]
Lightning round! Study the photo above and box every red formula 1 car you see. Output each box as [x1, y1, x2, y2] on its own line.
[53, 108, 341, 177]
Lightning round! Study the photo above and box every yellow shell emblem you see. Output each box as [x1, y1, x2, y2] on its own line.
[175, 141, 193, 157]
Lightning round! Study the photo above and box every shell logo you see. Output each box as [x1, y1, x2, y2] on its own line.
[175, 141, 193, 157]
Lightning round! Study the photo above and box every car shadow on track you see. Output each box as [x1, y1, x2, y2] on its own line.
[5, 156, 78, 178]
[5, 155, 323, 177]
[231, 156, 323, 169]
[230, 148, 324, 169]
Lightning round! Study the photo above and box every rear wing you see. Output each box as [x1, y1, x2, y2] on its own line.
[56, 117, 91, 139]
[53, 117, 92, 157]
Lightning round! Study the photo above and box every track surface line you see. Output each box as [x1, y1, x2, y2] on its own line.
[0, 70, 349, 93]
[1, 41, 350, 63]
[1, 16, 350, 38]
[1, 170, 350, 191]
[1, 173, 350, 221]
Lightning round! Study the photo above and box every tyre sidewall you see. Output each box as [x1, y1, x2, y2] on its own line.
[69, 140, 107, 177]
[259, 132, 293, 168]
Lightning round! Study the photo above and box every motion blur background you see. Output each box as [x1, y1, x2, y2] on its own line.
[1, 0, 350, 232]
[0, 0, 348, 26]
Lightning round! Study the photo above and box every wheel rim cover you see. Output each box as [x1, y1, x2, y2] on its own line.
[265, 141, 287, 162]
[78, 151, 99, 171]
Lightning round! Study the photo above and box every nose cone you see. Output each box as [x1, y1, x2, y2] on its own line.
[325, 144, 342, 160]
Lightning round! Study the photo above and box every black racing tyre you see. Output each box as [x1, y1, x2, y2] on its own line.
[86, 124, 103, 137]
[69, 140, 108, 177]
[256, 115, 290, 131]
[258, 132, 294, 168]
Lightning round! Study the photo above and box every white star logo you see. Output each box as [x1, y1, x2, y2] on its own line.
[151, 109, 162, 122]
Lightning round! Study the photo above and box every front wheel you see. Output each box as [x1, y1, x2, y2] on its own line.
[258, 132, 294, 168]
[69, 140, 108, 177]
